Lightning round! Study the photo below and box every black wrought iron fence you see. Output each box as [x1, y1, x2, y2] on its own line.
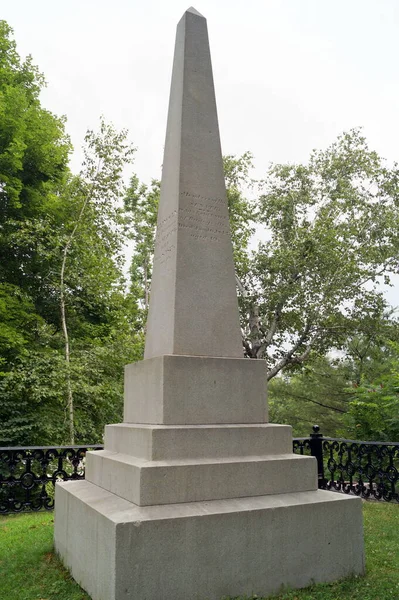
[1, 428, 398, 514]
[293, 425, 399, 503]
[0, 445, 103, 514]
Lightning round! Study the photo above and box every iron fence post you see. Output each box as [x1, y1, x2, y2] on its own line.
[309, 425, 326, 489]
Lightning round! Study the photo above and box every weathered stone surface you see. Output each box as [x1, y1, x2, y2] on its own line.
[144, 7, 242, 360]
[55, 481, 365, 600]
[85, 450, 317, 506]
[124, 354, 268, 424]
[104, 422, 293, 460]
[55, 480, 117, 600]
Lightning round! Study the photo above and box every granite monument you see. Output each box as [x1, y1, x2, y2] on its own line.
[54, 8, 365, 600]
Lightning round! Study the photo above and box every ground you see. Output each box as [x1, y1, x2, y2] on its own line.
[0, 501, 398, 600]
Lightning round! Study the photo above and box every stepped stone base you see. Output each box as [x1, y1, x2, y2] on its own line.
[55, 480, 365, 600]
[86, 422, 317, 506]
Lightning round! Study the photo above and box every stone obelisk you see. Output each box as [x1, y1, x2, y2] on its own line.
[145, 5, 242, 360]
[54, 9, 364, 600]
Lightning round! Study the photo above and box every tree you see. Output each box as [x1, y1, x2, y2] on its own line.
[223, 151, 257, 277]
[240, 129, 399, 380]
[57, 120, 135, 443]
[0, 20, 70, 444]
[343, 304, 399, 386]
[268, 356, 351, 436]
[124, 177, 159, 325]
[0, 19, 70, 358]
[268, 311, 399, 437]
[343, 340, 399, 441]
[0, 21, 71, 291]
[3, 17, 398, 443]
[0, 22, 142, 445]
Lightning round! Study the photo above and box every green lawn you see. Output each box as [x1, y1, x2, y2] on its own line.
[0, 502, 398, 600]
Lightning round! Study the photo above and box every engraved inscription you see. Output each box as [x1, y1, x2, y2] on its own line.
[154, 210, 177, 263]
[178, 191, 230, 243]
[180, 191, 226, 205]
[154, 191, 231, 256]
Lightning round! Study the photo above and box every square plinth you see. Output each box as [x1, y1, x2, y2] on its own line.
[124, 355, 268, 424]
[55, 480, 365, 600]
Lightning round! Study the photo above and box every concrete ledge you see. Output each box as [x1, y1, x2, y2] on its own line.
[104, 423, 293, 460]
[85, 450, 317, 506]
[124, 355, 268, 424]
[55, 480, 365, 600]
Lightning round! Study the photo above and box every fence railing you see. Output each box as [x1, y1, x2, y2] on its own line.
[1, 427, 398, 514]
[293, 425, 399, 503]
[0, 445, 103, 514]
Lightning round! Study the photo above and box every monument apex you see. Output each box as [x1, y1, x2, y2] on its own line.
[186, 6, 204, 17]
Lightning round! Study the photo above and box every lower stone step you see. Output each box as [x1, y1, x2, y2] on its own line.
[85, 450, 317, 506]
[55, 480, 365, 600]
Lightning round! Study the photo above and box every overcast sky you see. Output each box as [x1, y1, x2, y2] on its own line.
[3, 0, 399, 306]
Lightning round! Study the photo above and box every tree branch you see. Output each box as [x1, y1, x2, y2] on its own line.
[266, 322, 313, 380]
[277, 390, 347, 414]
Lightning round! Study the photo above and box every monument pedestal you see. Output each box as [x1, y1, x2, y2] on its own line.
[54, 7, 364, 599]
[55, 352, 364, 599]
[55, 481, 364, 600]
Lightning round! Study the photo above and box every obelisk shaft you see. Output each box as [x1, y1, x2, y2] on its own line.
[145, 8, 243, 359]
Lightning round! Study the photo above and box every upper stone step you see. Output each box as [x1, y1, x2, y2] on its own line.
[105, 423, 293, 460]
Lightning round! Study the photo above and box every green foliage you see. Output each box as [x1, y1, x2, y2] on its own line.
[124, 152, 258, 330]
[0, 283, 42, 366]
[0, 21, 68, 338]
[124, 176, 159, 325]
[268, 356, 351, 437]
[224, 152, 257, 276]
[0, 23, 142, 445]
[269, 316, 399, 438]
[0, 118, 143, 444]
[0, 321, 143, 446]
[242, 129, 399, 379]
[344, 342, 399, 441]
[0, 21, 71, 283]
[125, 133, 399, 386]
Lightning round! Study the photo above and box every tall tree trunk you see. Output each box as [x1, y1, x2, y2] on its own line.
[60, 258, 74, 444]
[59, 186, 94, 444]
[144, 257, 149, 311]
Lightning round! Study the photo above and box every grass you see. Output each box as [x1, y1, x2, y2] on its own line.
[0, 511, 90, 600]
[0, 502, 398, 600]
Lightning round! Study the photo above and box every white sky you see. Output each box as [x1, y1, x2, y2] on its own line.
[3, 0, 399, 306]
